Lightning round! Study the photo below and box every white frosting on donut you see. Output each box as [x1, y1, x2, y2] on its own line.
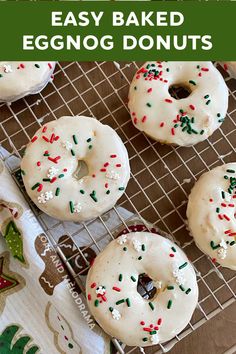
[187, 163, 236, 270]
[21, 116, 130, 221]
[86, 232, 198, 347]
[0, 61, 55, 102]
[128, 61, 228, 146]
[220, 62, 236, 79]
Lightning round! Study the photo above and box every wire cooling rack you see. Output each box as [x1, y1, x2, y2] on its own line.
[0, 62, 236, 354]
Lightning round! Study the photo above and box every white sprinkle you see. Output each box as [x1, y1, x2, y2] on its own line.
[3, 64, 13, 73]
[106, 170, 120, 180]
[111, 308, 121, 320]
[47, 166, 59, 179]
[217, 248, 227, 260]
[96, 286, 106, 295]
[44, 191, 53, 201]
[172, 263, 186, 285]
[150, 333, 159, 344]
[38, 193, 47, 204]
[132, 239, 142, 252]
[62, 141, 73, 150]
[156, 280, 162, 289]
[219, 239, 228, 250]
[117, 235, 127, 245]
[74, 203, 82, 213]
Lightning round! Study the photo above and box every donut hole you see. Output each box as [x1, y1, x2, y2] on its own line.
[137, 273, 157, 300]
[168, 84, 191, 100]
[73, 160, 89, 180]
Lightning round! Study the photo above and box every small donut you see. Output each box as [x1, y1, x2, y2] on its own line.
[187, 163, 236, 270]
[0, 62, 55, 102]
[220, 62, 236, 79]
[86, 232, 198, 347]
[21, 116, 130, 221]
[128, 61, 228, 146]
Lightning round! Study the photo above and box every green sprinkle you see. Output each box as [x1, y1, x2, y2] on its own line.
[149, 302, 154, 311]
[146, 103, 152, 107]
[55, 187, 60, 196]
[210, 241, 220, 250]
[167, 285, 174, 290]
[224, 176, 229, 180]
[126, 298, 131, 307]
[200, 130, 205, 135]
[0, 74, 3, 78]
[226, 169, 235, 174]
[42, 178, 50, 182]
[58, 174, 64, 178]
[142, 244, 146, 251]
[179, 285, 185, 292]
[88, 145, 93, 150]
[197, 65, 200, 69]
[189, 80, 196, 86]
[138, 256, 142, 260]
[44, 153, 50, 156]
[118, 187, 125, 191]
[150, 331, 157, 335]
[134, 86, 137, 90]
[31, 182, 40, 190]
[191, 129, 198, 134]
[218, 119, 225, 123]
[123, 247, 127, 251]
[119, 274, 123, 282]
[217, 113, 221, 117]
[73, 135, 78, 144]
[35, 64, 40, 68]
[94, 299, 99, 307]
[191, 117, 195, 123]
[174, 124, 179, 128]
[185, 288, 191, 294]
[90, 191, 98, 202]
[204, 94, 209, 99]
[116, 299, 125, 305]
[216, 207, 220, 213]
[80, 189, 85, 194]
[230, 241, 236, 246]
[69, 201, 74, 213]
[221, 191, 225, 199]
[166, 68, 170, 72]
[106, 190, 110, 195]
[142, 338, 148, 342]
[109, 307, 113, 312]
[179, 262, 188, 269]
[171, 246, 176, 253]
[206, 100, 211, 105]
[87, 138, 92, 143]
[130, 276, 136, 282]
[180, 109, 184, 114]
[71, 149, 75, 156]
[167, 300, 172, 309]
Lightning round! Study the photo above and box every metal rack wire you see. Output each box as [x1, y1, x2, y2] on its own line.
[0, 61, 236, 354]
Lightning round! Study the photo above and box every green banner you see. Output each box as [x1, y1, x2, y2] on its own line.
[0, 1, 235, 60]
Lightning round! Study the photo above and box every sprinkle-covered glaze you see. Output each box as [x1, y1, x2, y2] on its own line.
[0, 61, 55, 102]
[220, 62, 236, 79]
[128, 61, 228, 146]
[21, 116, 130, 221]
[86, 232, 198, 347]
[187, 163, 236, 270]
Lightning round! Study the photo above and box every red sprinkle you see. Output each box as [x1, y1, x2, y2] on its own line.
[147, 88, 152, 93]
[50, 133, 55, 144]
[42, 136, 49, 142]
[160, 122, 165, 128]
[157, 318, 162, 326]
[101, 295, 107, 302]
[37, 184, 43, 192]
[169, 253, 175, 257]
[142, 115, 147, 123]
[44, 150, 49, 155]
[143, 328, 152, 332]
[92, 174, 96, 178]
[42, 126, 47, 133]
[20, 63, 25, 69]
[189, 104, 195, 110]
[54, 135, 60, 141]
[48, 63, 52, 69]
[223, 214, 230, 221]
[50, 177, 57, 184]
[225, 230, 231, 234]
[198, 73, 202, 77]
[104, 162, 109, 167]
[88, 294, 91, 301]
[229, 232, 236, 237]
[110, 154, 117, 158]
[37, 161, 41, 167]
[100, 168, 106, 172]
[154, 326, 159, 330]
[48, 156, 61, 164]
[224, 64, 228, 71]
[112, 286, 121, 292]
[134, 117, 138, 125]
[105, 183, 108, 188]
[201, 67, 209, 72]
[116, 164, 121, 168]
[212, 258, 217, 263]
[63, 168, 67, 172]
[209, 198, 213, 202]
[91, 282, 96, 289]
[228, 204, 235, 207]
[165, 98, 173, 103]
[171, 128, 175, 136]
[140, 321, 145, 326]
[31, 136, 38, 143]
[218, 214, 224, 220]
[221, 203, 227, 207]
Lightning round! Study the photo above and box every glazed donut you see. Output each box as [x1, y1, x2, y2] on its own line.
[187, 163, 236, 270]
[86, 232, 198, 347]
[128, 61, 228, 146]
[220, 62, 236, 79]
[21, 116, 130, 221]
[0, 61, 55, 102]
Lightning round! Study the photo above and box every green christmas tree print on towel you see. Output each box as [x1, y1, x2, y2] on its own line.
[4, 221, 25, 264]
[0, 325, 40, 354]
